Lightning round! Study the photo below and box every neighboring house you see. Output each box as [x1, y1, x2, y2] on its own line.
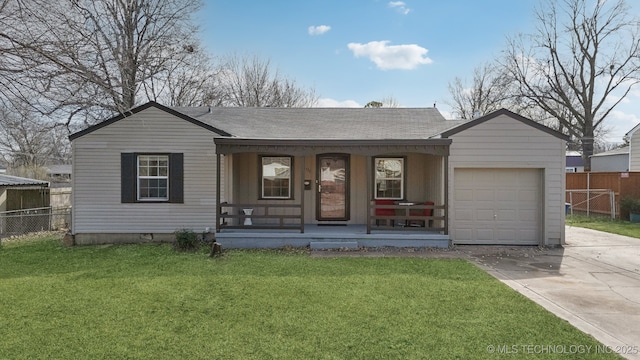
[45, 164, 72, 185]
[0, 174, 50, 213]
[626, 123, 640, 171]
[69, 102, 568, 247]
[565, 151, 584, 172]
[590, 146, 629, 172]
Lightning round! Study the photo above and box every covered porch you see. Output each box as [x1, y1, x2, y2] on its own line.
[214, 138, 451, 247]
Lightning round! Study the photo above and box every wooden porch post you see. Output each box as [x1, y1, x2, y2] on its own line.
[216, 153, 221, 233]
[443, 154, 449, 235]
[366, 155, 372, 234]
[299, 156, 305, 233]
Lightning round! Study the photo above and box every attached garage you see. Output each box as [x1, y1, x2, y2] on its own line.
[452, 168, 541, 245]
[442, 109, 568, 246]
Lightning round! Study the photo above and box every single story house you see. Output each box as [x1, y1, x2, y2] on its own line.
[626, 123, 640, 171]
[45, 164, 72, 185]
[69, 102, 568, 247]
[565, 151, 584, 172]
[590, 146, 629, 172]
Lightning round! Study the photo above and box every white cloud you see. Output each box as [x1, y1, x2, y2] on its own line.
[604, 93, 631, 107]
[439, 110, 455, 120]
[308, 25, 331, 36]
[347, 40, 433, 70]
[389, 1, 411, 15]
[606, 110, 640, 140]
[315, 98, 362, 107]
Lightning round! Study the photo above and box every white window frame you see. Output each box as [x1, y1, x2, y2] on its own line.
[261, 156, 292, 199]
[137, 155, 169, 201]
[374, 157, 404, 200]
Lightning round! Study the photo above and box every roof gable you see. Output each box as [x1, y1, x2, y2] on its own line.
[439, 108, 570, 140]
[625, 122, 640, 138]
[69, 101, 231, 141]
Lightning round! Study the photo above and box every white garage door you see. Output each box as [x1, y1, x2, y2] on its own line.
[453, 168, 541, 245]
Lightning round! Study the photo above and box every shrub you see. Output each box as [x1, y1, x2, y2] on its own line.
[174, 228, 199, 251]
[620, 197, 640, 214]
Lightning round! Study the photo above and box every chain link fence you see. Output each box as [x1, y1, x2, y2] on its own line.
[0, 206, 71, 237]
[566, 189, 616, 219]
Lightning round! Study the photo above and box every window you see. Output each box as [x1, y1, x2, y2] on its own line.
[138, 155, 169, 201]
[121, 153, 183, 203]
[374, 157, 404, 199]
[261, 156, 292, 199]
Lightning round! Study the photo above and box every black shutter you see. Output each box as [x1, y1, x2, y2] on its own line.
[121, 153, 136, 203]
[169, 153, 184, 203]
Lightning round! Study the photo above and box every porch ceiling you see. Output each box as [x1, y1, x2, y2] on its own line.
[213, 138, 452, 156]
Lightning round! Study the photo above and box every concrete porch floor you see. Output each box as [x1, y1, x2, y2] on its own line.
[215, 224, 449, 249]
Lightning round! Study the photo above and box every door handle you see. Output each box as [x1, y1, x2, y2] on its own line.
[318, 184, 322, 193]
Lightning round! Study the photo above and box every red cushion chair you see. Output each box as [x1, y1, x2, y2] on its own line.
[375, 199, 396, 226]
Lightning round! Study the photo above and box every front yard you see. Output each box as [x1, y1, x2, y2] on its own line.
[0, 234, 618, 359]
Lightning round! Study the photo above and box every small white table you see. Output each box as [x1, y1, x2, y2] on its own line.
[242, 208, 253, 225]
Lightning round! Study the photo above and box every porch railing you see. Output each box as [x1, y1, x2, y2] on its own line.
[217, 202, 304, 233]
[216, 201, 445, 235]
[368, 201, 445, 234]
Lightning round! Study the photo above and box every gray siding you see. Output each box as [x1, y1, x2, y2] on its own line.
[72, 107, 219, 238]
[591, 154, 629, 172]
[448, 114, 566, 246]
[630, 133, 640, 171]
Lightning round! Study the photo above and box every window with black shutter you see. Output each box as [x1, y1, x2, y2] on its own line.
[121, 153, 183, 203]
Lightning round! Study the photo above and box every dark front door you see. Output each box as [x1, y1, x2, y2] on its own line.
[316, 154, 350, 221]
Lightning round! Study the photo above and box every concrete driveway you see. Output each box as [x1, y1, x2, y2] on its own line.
[462, 226, 640, 359]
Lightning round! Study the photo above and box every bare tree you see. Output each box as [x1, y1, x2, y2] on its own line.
[364, 96, 400, 108]
[446, 62, 514, 120]
[0, 101, 73, 168]
[380, 96, 400, 108]
[1, 2, 319, 168]
[143, 46, 224, 107]
[503, 0, 640, 170]
[216, 54, 318, 107]
[0, 0, 203, 124]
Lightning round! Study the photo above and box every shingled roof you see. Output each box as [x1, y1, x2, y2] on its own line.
[176, 107, 465, 139]
[72, 102, 565, 142]
[70, 102, 465, 141]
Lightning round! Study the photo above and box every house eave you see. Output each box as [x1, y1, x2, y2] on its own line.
[69, 101, 231, 141]
[213, 138, 452, 156]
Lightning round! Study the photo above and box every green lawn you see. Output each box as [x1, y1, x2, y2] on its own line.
[567, 214, 640, 238]
[0, 235, 620, 359]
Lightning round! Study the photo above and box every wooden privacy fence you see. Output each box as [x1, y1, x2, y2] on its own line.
[50, 187, 72, 208]
[566, 172, 640, 219]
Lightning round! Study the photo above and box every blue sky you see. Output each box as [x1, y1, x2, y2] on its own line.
[199, 0, 640, 143]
